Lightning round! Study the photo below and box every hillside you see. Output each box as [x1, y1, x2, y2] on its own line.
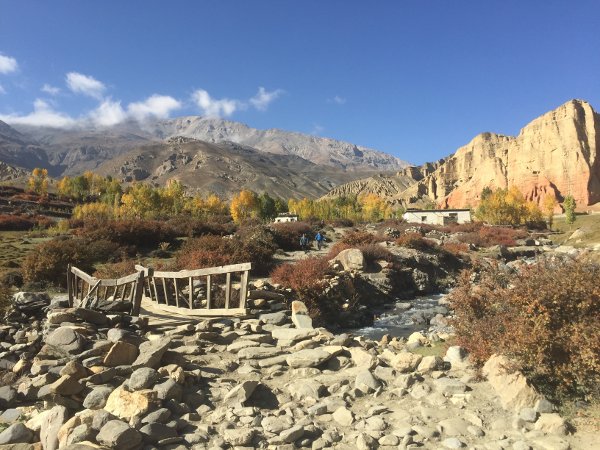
[324, 99, 600, 208]
[94, 137, 387, 199]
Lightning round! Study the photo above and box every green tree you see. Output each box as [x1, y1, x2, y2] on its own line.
[563, 195, 577, 225]
[258, 192, 277, 220]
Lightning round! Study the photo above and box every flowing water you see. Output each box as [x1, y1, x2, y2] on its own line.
[352, 293, 449, 341]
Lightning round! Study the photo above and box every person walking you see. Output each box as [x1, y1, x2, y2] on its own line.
[299, 233, 309, 253]
[315, 231, 324, 250]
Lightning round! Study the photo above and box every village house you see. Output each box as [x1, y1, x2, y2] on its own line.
[403, 208, 472, 225]
[273, 213, 299, 223]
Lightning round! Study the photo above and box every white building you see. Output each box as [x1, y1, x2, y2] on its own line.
[403, 209, 471, 225]
[273, 213, 299, 223]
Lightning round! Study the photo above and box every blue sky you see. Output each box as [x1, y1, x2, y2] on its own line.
[0, 1, 599, 165]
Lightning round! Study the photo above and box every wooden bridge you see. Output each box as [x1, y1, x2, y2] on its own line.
[67, 262, 251, 317]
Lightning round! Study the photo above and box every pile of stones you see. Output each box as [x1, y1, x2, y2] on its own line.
[0, 291, 573, 450]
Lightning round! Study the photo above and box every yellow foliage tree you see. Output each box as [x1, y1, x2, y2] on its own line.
[230, 190, 260, 224]
[72, 202, 116, 221]
[27, 168, 49, 196]
[359, 193, 391, 222]
[476, 186, 544, 226]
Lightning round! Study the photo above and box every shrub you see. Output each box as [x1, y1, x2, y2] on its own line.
[341, 230, 380, 246]
[0, 283, 12, 316]
[358, 243, 395, 264]
[326, 218, 354, 228]
[457, 226, 527, 247]
[270, 256, 332, 294]
[395, 232, 436, 251]
[22, 236, 120, 287]
[441, 242, 470, 256]
[80, 219, 178, 249]
[0, 215, 34, 231]
[164, 216, 236, 238]
[450, 258, 600, 400]
[176, 226, 276, 275]
[271, 221, 314, 251]
[93, 260, 138, 279]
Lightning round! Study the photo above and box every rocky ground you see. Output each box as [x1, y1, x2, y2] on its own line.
[0, 284, 589, 450]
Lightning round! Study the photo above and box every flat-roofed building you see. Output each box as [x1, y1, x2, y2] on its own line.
[403, 208, 471, 225]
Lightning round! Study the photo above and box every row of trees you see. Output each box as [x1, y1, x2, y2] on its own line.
[288, 193, 398, 222]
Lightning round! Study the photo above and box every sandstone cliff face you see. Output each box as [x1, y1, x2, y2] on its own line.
[412, 99, 600, 208]
[324, 100, 600, 209]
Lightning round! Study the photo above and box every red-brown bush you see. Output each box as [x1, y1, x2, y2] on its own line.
[270, 256, 332, 294]
[22, 236, 120, 287]
[270, 221, 314, 251]
[457, 226, 527, 247]
[93, 259, 138, 279]
[164, 216, 236, 238]
[395, 232, 436, 251]
[80, 219, 178, 249]
[176, 226, 276, 275]
[441, 242, 470, 256]
[341, 230, 381, 246]
[450, 258, 600, 400]
[0, 214, 55, 231]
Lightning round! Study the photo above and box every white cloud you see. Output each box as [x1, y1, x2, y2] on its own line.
[328, 95, 346, 105]
[0, 54, 18, 74]
[88, 98, 127, 127]
[0, 99, 76, 128]
[66, 72, 106, 99]
[192, 89, 241, 118]
[128, 94, 182, 121]
[249, 87, 284, 111]
[41, 84, 61, 95]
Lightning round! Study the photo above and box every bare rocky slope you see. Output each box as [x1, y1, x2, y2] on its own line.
[0, 118, 407, 197]
[324, 99, 600, 209]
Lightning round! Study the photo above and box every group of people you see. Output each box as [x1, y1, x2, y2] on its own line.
[300, 231, 325, 253]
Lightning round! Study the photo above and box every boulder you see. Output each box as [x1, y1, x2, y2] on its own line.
[223, 380, 259, 406]
[128, 367, 159, 390]
[291, 300, 313, 329]
[0, 423, 33, 444]
[331, 248, 365, 271]
[534, 413, 567, 435]
[96, 420, 141, 450]
[40, 405, 69, 450]
[103, 341, 139, 367]
[482, 354, 542, 410]
[104, 386, 157, 420]
[390, 352, 423, 373]
[286, 348, 331, 368]
[45, 327, 87, 354]
[131, 337, 171, 369]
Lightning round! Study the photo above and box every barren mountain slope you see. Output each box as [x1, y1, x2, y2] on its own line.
[94, 137, 387, 199]
[147, 117, 409, 171]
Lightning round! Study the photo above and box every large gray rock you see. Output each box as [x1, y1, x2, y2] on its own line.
[83, 386, 113, 409]
[286, 349, 331, 368]
[331, 248, 365, 271]
[291, 300, 313, 329]
[97, 420, 142, 449]
[129, 367, 159, 390]
[223, 380, 259, 406]
[258, 311, 287, 325]
[0, 385, 17, 409]
[0, 422, 33, 444]
[12, 291, 50, 313]
[355, 370, 381, 394]
[45, 327, 87, 354]
[139, 422, 177, 444]
[132, 337, 171, 369]
[40, 405, 69, 450]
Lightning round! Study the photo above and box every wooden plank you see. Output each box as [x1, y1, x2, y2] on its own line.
[173, 278, 179, 308]
[225, 272, 231, 310]
[131, 272, 144, 316]
[147, 302, 248, 317]
[80, 280, 101, 309]
[67, 264, 73, 307]
[188, 277, 193, 309]
[151, 277, 159, 304]
[151, 262, 252, 279]
[161, 278, 169, 306]
[239, 270, 249, 309]
[206, 275, 211, 310]
[71, 266, 96, 284]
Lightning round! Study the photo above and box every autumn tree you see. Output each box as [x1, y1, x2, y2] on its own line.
[563, 195, 577, 225]
[27, 168, 49, 197]
[230, 190, 260, 224]
[359, 193, 391, 222]
[542, 195, 557, 228]
[475, 186, 544, 226]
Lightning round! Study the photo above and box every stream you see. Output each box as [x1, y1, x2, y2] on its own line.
[352, 293, 450, 341]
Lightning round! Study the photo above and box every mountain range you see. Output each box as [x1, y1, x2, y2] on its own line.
[0, 117, 408, 198]
[0, 99, 598, 208]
